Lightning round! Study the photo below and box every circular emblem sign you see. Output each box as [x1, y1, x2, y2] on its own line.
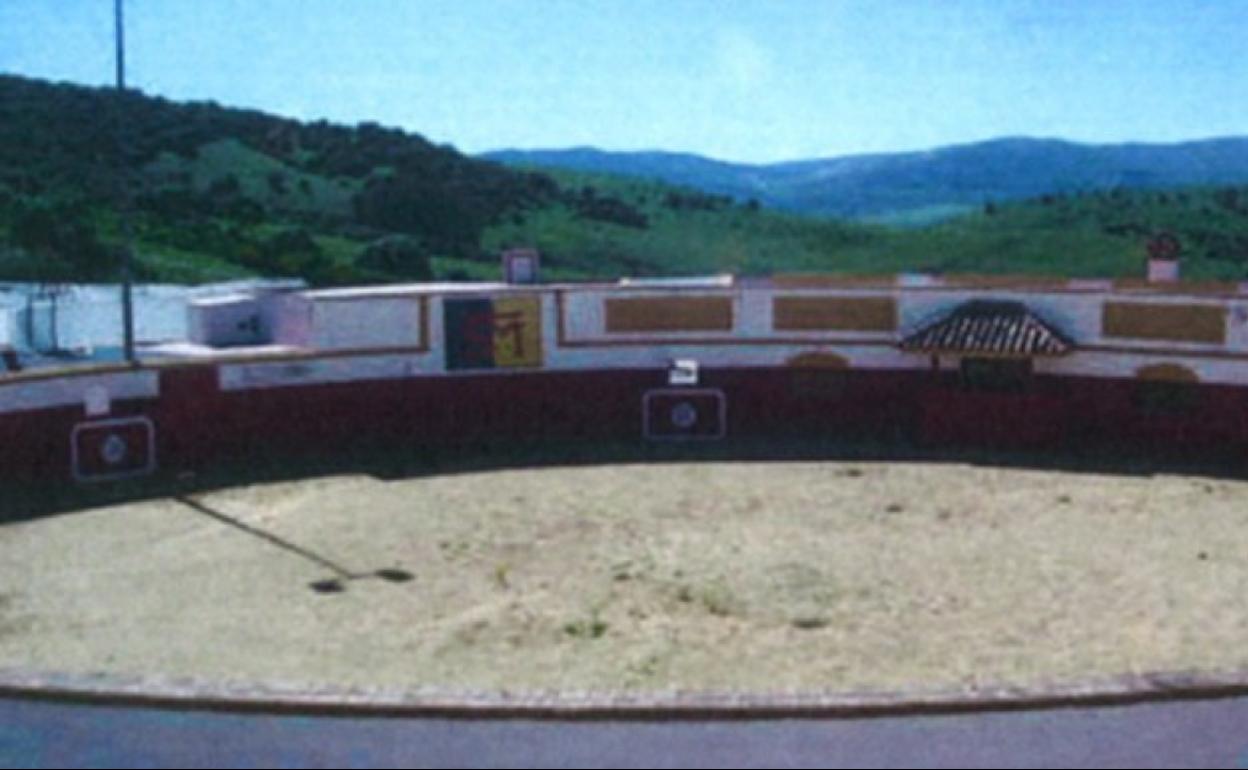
[670, 401, 699, 430]
[100, 433, 129, 466]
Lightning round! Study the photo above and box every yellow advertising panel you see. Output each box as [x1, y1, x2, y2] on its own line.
[492, 295, 543, 368]
[1102, 302, 1225, 344]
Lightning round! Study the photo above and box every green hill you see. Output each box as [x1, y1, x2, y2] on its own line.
[486, 166, 1248, 281]
[0, 75, 561, 285]
[3, 75, 1248, 286]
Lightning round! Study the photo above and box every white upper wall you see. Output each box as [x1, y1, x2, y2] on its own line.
[0, 304, 15, 348]
[209, 275, 1248, 390]
[307, 295, 425, 351]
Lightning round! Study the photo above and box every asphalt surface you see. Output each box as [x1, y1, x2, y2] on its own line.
[1, 696, 1246, 768]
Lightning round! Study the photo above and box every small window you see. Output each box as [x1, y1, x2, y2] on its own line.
[960, 357, 1032, 393]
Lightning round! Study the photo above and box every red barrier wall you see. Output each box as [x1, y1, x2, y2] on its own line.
[3, 363, 1247, 487]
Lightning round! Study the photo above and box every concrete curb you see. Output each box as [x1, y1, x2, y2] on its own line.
[1, 666, 1247, 721]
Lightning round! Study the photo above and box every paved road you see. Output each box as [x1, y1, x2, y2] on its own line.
[1, 696, 1247, 768]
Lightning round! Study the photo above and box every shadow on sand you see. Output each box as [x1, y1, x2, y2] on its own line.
[5, 429, 1248, 522]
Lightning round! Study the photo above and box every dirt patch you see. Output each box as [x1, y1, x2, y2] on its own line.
[0, 461, 1246, 695]
[0, 593, 32, 641]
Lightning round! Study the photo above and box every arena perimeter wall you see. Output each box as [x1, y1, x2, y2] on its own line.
[7, 276, 1248, 486]
[2, 360, 1247, 486]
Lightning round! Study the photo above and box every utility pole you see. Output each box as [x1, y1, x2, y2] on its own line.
[115, 0, 136, 364]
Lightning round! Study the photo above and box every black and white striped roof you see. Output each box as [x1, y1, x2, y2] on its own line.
[899, 300, 1072, 357]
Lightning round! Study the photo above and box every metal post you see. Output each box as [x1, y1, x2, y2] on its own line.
[115, 0, 136, 364]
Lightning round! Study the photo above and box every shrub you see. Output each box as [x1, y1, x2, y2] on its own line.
[355, 234, 433, 281]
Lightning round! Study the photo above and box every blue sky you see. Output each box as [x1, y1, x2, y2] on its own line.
[1, 0, 1245, 163]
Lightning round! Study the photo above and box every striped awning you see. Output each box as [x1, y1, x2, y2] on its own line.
[899, 300, 1072, 357]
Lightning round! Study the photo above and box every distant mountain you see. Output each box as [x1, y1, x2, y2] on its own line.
[482, 137, 1248, 224]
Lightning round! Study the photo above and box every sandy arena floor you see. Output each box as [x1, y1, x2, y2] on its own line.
[1, 460, 1246, 695]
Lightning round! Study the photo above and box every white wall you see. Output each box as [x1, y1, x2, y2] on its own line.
[0, 305, 14, 348]
[212, 281, 1248, 392]
[309, 296, 424, 350]
[0, 369, 160, 413]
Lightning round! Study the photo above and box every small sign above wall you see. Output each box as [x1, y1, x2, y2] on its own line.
[83, 385, 111, 417]
[502, 248, 540, 285]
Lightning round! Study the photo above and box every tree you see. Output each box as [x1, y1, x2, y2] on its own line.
[10, 203, 113, 281]
[356, 235, 433, 281]
[236, 227, 339, 285]
[351, 174, 485, 256]
[208, 174, 241, 197]
[266, 171, 288, 196]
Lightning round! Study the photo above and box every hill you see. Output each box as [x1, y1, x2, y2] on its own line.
[488, 166, 1248, 281]
[0, 74, 563, 284]
[483, 137, 1248, 225]
[2, 74, 1248, 286]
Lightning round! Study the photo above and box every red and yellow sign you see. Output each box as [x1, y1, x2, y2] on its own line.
[445, 296, 543, 370]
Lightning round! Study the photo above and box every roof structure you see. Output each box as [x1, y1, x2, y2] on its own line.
[899, 300, 1072, 357]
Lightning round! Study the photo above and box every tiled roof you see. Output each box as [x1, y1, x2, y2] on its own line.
[899, 300, 1072, 357]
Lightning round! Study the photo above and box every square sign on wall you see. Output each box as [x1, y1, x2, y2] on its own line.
[71, 416, 156, 482]
[643, 389, 726, 441]
[445, 296, 543, 371]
